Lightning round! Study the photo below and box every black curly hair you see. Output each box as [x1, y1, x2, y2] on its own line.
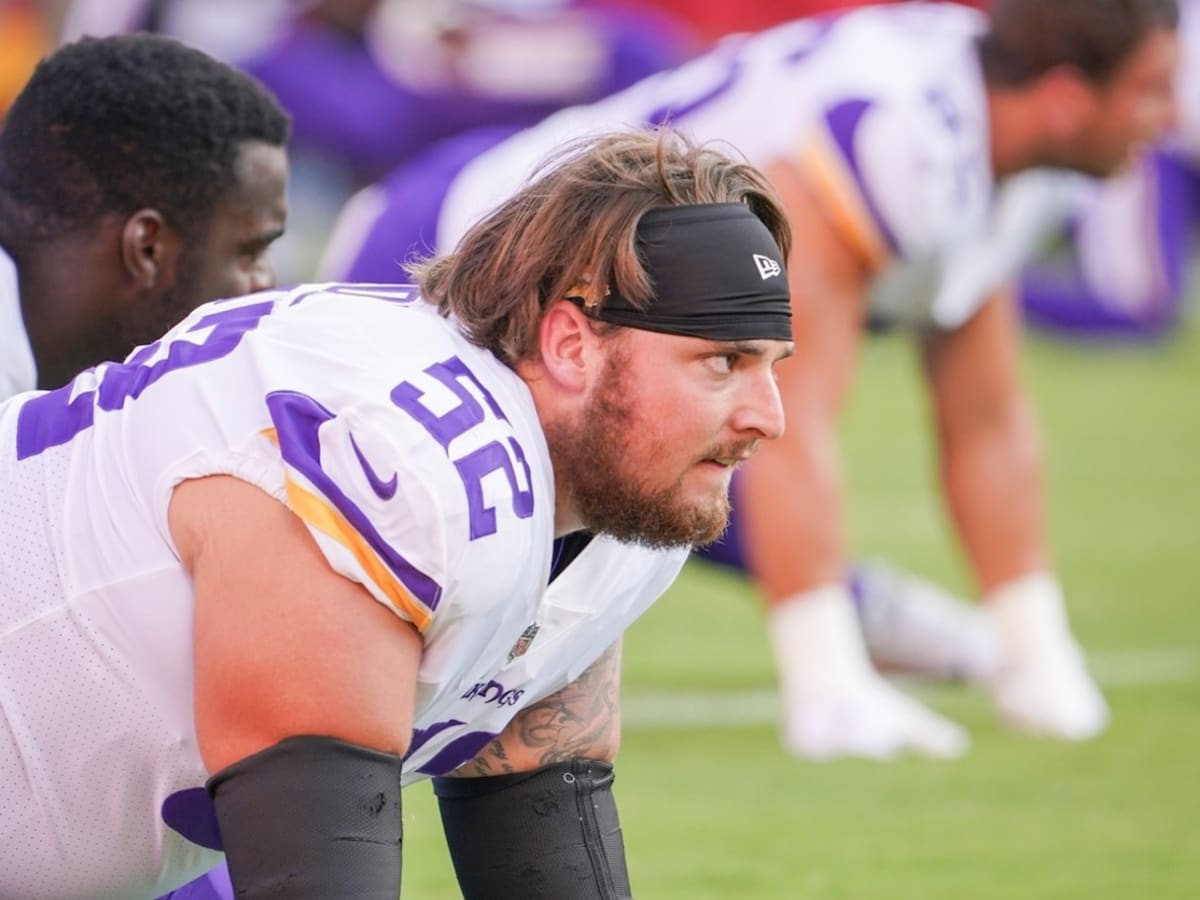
[0, 33, 290, 248]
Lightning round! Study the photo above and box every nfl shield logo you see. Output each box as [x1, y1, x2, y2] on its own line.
[507, 623, 540, 662]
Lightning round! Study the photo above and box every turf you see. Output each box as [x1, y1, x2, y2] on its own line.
[400, 314, 1200, 898]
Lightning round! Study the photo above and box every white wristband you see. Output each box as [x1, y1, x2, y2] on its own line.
[768, 583, 872, 692]
[985, 572, 1077, 666]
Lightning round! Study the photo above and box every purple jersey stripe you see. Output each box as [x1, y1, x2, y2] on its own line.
[824, 98, 901, 255]
[266, 389, 444, 612]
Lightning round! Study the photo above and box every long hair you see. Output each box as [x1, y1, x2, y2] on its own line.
[407, 128, 790, 366]
[979, 0, 1179, 87]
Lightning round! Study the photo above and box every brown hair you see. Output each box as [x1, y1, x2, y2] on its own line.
[407, 128, 790, 366]
[978, 0, 1179, 87]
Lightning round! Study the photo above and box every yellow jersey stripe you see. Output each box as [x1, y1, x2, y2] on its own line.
[260, 427, 433, 631]
[797, 135, 893, 273]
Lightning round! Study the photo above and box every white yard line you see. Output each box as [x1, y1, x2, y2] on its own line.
[1086, 648, 1199, 685]
[621, 648, 1198, 731]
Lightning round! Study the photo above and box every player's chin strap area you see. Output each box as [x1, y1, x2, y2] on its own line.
[434, 758, 634, 900]
[207, 735, 403, 899]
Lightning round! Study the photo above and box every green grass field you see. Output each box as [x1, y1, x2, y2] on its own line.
[400, 316, 1200, 898]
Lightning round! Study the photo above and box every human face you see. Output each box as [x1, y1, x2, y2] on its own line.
[1072, 28, 1179, 176]
[150, 140, 289, 339]
[549, 328, 791, 549]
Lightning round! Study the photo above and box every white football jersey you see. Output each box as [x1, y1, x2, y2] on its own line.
[0, 283, 686, 899]
[438, 3, 1070, 328]
[0, 244, 36, 401]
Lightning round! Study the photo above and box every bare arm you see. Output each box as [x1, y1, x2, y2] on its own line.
[169, 474, 423, 773]
[449, 640, 623, 778]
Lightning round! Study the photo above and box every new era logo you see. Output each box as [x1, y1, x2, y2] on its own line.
[753, 254, 782, 280]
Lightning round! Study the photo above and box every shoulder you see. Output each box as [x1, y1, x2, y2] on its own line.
[254, 288, 553, 629]
[147, 284, 550, 631]
[797, 22, 992, 267]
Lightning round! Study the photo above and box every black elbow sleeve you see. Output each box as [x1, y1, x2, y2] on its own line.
[207, 735, 403, 899]
[434, 758, 633, 900]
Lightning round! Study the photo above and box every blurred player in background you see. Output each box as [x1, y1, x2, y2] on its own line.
[0, 129, 794, 899]
[0, 32, 290, 398]
[321, 0, 1180, 759]
[1020, 0, 1200, 340]
[60, 0, 693, 150]
[58, 0, 696, 283]
[835, 0, 1200, 691]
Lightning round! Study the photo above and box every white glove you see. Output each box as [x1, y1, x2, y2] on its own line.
[769, 584, 970, 760]
[985, 573, 1109, 740]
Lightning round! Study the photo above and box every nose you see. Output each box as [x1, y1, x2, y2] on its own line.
[736, 368, 786, 441]
[250, 256, 277, 293]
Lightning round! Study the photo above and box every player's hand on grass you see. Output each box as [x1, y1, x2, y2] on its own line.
[771, 585, 970, 760]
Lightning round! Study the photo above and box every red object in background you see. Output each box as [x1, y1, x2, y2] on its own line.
[0, 0, 52, 119]
[615, 0, 989, 44]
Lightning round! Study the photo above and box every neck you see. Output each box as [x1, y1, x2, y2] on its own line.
[16, 232, 129, 389]
[551, 482, 586, 538]
[516, 359, 586, 538]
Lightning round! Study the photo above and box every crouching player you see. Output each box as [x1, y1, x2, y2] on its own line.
[0, 129, 793, 899]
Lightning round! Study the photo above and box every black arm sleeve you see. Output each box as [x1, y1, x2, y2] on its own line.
[433, 758, 633, 900]
[206, 735, 403, 899]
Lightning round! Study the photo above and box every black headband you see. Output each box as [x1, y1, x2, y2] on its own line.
[575, 202, 792, 343]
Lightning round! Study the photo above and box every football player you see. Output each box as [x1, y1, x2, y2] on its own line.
[0, 129, 793, 899]
[0, 33, 290, 398]
[320, 0, 1180, 759]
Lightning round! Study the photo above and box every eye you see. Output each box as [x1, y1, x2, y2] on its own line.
[705, 353, 738, 375]
[239, 230, 284, 261]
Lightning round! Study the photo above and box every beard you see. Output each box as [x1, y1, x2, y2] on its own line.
[545, 346, 747, 550]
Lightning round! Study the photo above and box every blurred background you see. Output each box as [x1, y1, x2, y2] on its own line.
[1, 1, 1195, 897]
[3, 0, 994, 287]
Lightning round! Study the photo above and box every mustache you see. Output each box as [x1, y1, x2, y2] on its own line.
[699, 439, 760, 465]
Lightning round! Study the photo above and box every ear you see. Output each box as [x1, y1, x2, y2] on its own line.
[119, 209, 182, 292]
[535, 299, 601, 395]
[1035, 66, 1099, 141]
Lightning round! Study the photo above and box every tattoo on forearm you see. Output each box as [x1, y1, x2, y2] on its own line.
[518, 641, 621, 765]
[449, 642, 622, 777]
[455, 737, 514, 778]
